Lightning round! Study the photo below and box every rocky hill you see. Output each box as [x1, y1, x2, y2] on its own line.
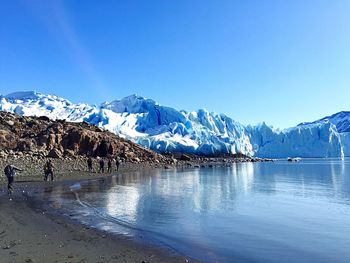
[0, 111, 169, 163]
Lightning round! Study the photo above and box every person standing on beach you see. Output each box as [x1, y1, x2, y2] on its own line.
[115, 156, 120, 171]
[107, 158, 112, 173]
[87, 157, 93, 172]
[4, 164, 23, 195]
[99, 158, 105, 173]
[44, 160, 54, 181]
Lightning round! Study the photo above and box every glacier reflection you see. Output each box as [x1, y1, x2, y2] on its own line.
[103, 163, 256, 221]
[46, 159, 350, 263]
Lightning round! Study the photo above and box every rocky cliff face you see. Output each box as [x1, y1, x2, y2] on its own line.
[0, 111, 168, 163]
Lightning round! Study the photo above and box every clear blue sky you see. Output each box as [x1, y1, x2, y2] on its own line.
[1, 0, 350, 128]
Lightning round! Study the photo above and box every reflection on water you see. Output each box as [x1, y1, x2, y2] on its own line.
[43, 159, 350, 262]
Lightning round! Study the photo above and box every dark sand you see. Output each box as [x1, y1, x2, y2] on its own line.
[0, 166, 195, 263]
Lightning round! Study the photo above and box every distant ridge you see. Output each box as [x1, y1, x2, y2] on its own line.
[298, 111, 350, 133]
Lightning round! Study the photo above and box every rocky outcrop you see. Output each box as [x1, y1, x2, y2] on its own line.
[0, 111, 169, 163]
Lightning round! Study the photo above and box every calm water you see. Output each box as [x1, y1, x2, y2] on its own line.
[44, 159, 350, 262]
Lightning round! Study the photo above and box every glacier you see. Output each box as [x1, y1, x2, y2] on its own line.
[298, 111, 350, 157]
[247, 122, 343, 158]
[0, 91, 348, 158]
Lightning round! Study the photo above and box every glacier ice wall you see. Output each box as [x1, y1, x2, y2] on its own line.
[247, 122, 344, 158]
[0, 91, 348, 158]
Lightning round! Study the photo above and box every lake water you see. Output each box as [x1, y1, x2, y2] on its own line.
[44, 159, 350, 262]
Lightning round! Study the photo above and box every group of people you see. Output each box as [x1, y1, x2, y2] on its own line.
[3, 156, 121, 196]
[4, 160, 55, 195]
[87, 156, 121, 173]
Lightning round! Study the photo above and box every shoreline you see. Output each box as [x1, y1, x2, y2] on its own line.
[0, 155, 272, 263]
[0, 154, 269, 183]
[0, 168, 197, 263]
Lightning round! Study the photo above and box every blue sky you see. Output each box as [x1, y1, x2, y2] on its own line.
[1, 0, 349, 128]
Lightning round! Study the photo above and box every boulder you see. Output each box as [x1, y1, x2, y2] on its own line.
[47, 149, 62, 158]
[0, 151, 7, 158]
[64, 149, 75, 157]
[6, 120, 14, 126]
[16, 139, 35, 151]
[180, 154, 191, 161]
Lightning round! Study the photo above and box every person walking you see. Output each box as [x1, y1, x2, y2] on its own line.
[87, 157, 93, 172]
[107, 158, 112, 173]
[99, 158, 105, 173]
[4, 164, 23, 196]
[44, 159, 54, 181]
[115, 156, 120, 171]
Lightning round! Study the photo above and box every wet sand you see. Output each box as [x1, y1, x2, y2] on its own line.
[0, 175, 195, 263]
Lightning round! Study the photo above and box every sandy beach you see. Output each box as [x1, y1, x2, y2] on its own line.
[0, 167, 195, 263]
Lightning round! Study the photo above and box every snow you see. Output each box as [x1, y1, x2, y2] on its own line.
[0, 91, 349, 157]
[83, 109, 146, 138]
[0, 92, 93, 121]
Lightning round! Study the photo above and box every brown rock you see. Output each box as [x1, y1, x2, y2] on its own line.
[0, 111, 171, 164]
[180, 154, 191, 161]
[47, 149, 62, 158]
[64, 149, 75, 157]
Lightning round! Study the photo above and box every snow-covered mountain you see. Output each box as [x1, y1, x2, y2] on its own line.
[0, 91, 348, 158]
[0, 91, 94, 121]
[299, 111, 350, 133]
